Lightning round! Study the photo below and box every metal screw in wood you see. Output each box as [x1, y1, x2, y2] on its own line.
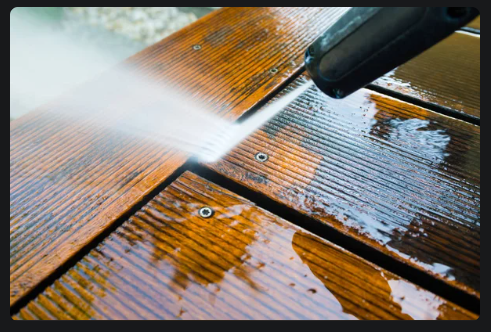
[255, 152, 269, 162]
[199, 206, 214, 218]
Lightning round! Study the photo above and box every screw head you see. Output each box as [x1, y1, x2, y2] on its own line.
[269, 68, 278, 74]
[193, 44, 202, 50]
[255, 152, 269, 162]
[199, 207, 214, 218]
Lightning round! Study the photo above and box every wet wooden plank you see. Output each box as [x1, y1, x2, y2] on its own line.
[12, 172, 476, 320]
[10, 7, 350, 307]
[205, 75, 480, 298]
[373, 31, 480, 119]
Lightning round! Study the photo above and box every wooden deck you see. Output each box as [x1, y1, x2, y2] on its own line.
[373, 31, 480, 121]
[205, 74, 480, 298]
[10, 8, 480, 319]
[13, 172, 476, 320]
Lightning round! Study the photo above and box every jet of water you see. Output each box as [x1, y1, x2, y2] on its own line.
[10, 8, 312, 163]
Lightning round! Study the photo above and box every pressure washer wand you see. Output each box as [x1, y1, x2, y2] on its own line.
[305, 7, 479, 99]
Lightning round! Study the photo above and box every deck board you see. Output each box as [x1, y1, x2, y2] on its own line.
[13, 172, 477, 320]
[373, 31, 480, 119]
[205, 74, 480, 298]
[466, 16, 480, 31]
[10, 7, 350, 307]
[10, 7, 480, 317]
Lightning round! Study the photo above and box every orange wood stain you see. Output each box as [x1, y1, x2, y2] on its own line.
[205, 74, 480, 298]
[10, 7, 480, 319]
[10, 7, 350, 308]
[12, 172, 477, 320]
[374, 31, 480, 119]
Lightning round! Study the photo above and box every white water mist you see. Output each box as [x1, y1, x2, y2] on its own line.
[10, 8, 311, 163]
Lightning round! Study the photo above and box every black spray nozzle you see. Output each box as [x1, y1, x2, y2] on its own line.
[305, 7, 479, 99]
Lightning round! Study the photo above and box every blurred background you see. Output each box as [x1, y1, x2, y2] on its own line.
[10, 7, 220, 120]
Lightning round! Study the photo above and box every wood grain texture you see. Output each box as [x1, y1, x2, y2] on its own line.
[205, 74, 480, 298]
[10, 7, 350, 307]
[12, 172, 476, 320]
[373, 31, 480, 119]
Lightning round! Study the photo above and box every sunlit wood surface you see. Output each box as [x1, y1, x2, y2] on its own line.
[10, 7, 480, 319]
[466, 15, 480, 31]
[205, 74, 480, 298]
[374, 31, 480, 119]
[10, 7, 350, 307]
[12, 172, 476, 320]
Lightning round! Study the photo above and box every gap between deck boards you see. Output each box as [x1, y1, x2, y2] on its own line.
[10, 158, 480, 317]
[366, 84, 480, 126]
[244, 68, 480, 127]
[11, 67, 480, 316]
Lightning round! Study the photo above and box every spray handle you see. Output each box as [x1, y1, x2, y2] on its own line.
[305, 7, 479, 99]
